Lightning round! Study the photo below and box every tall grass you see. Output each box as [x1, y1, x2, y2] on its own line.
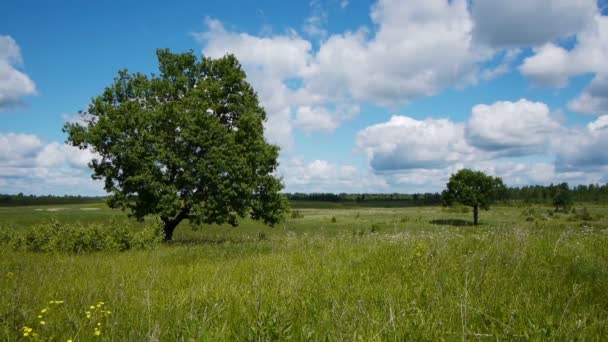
[1, 205, 607, 339]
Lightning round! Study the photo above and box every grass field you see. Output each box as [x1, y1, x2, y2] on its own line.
[1, 203, 608, 340]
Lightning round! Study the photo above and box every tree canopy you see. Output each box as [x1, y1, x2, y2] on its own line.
[552, 182, 572, 212]
[441, 169, 506, 225]
[64, 49, 288, 241]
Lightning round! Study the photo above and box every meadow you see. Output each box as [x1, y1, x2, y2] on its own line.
[1, 203, 608, 340]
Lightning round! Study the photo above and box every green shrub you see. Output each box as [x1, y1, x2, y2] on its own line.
[257, 231, 269, 241]
[290, 210, 303, 219]
[370, 223, 381, 233]
[569, 207, 594, 221]
[2, 221, 162, 253]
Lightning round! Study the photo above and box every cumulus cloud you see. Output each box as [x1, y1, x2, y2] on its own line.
[466, 99, 562, 156]
[194, 0, 491, 145]
[194, 18, 316, 149]
[356, 115, 475, 171]
[556, 115, 608, 172]
[0, 133, 102, 195]
[279, 158, 388, 193]
[568, 73, 608, 115]
[0, 35, 36, 111]
[520, 14, 608, 87]
[193, 0, 608, 147]
[295, 104, 359, 133]
[471, 0, 596, 48]
[305, 0, 480, 105]
[0, 133, 43, 167]
[355, 99, 608, 191]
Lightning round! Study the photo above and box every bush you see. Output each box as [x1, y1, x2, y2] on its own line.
[570, 207, 594, 221]
[3, 221, 163, 253]
[290, 210, 303, 219]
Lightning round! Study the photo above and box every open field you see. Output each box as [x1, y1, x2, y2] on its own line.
[1, 203, 608, 340]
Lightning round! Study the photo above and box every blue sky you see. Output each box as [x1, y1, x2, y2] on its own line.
[2, 0, 608, 195]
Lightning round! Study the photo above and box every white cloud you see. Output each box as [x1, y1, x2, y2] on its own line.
[0, 35, 36, 111]
[196, 18, 312, 78]
[194, 0, 490, 143]
[480, 49, 522, 81]
[303, 0, 328, 38]
[471, 0, 596, 48]
[295, 104, 359, 133]
[0, 133, 42, 167]
[520, 14, 608, 87]
[568, 73, 608, 115]
[0, 133, 102, 195]
[556, 115, 608, 172]
[279, 158, 388, 193]
[356, 115, 475, 171]
[354, 99, 608, 191]
[304, 0, 480, 105]
[466, 99, 562, 156]
[194, 18, 317, 149]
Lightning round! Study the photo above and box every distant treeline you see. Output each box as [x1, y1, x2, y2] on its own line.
[0, 193, 106, 207]
[2, 182, 608, 207]
[285, 182, 608, 206]
[285, 192, 443, 206]
[503, 183, 608, 204]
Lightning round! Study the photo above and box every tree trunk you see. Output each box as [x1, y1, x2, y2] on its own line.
[162, 218, 180, 242]
[473, 205, 479, 225]
[161, 207, 190, 242]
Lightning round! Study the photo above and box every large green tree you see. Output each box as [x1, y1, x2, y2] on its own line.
[441, 169, 506, 225]
[64, 49, 288, 241]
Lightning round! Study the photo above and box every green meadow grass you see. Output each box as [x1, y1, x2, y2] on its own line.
[1, 204, 608, 340]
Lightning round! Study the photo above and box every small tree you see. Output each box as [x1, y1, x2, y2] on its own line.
[64, 49, 288, 241]
[441, 169, 506, 225]
[553, 184, 572, 212]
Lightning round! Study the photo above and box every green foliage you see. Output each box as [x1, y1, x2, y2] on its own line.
[442, 169, 506, 210]
[63, 49, 288, 240]
[441, 204, 470, 213]
[290, 209, 303, 219]
[553, 185, 573, 212]
[569, 207, 594, 221]
[442, 169, 506, 224]
[3, 221, 162, 253]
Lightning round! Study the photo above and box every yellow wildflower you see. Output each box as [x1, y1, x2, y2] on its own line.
[67, 340, 73, 342]
[22, 326, 33, 337]
[39, 321, 46, 325]
[41, 308, 48, 313]
[94, 329, 101, 336]
[89, 305, 95, 310]
[37, 315, 42, 319]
